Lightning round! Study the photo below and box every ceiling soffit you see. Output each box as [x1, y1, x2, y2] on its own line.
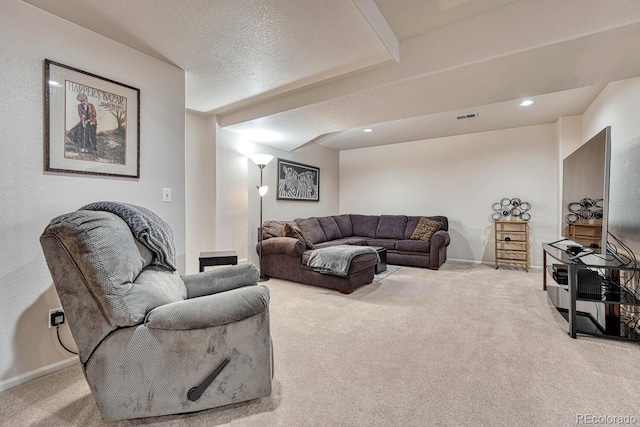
[373, 0, 523, 41]
[222, 14, 640, 150]
[220, 0, 640, 129]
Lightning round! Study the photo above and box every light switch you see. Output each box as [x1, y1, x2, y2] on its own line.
[162, 188, 172, 202]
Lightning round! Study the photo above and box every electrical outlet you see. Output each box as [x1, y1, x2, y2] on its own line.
[49, 308, 65, 328]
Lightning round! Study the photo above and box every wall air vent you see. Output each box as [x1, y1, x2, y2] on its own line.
[456, 112, 478, 120]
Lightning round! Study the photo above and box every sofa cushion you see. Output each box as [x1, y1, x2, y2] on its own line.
[396, 239, 431, 253]
[405, 216, 420, 239]
[365, 239, 397, 250]
[350, 214, 379, 238]
[405, 216, 449, 239]
[313, 237, 368, 249]
[283, 223, 314, 249]
[295, 217, 327, 244]
[318, 216, 342, 240]
[376, 215, 408, 239]
[410, 217, 442, 241]
[332, 214, 353, 237]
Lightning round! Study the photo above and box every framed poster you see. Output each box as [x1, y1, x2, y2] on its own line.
[277, 159, 320, 201]
[44, 59, 140, 178]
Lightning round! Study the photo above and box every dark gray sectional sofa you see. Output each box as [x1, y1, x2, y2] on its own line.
[259, 214, 451, 293]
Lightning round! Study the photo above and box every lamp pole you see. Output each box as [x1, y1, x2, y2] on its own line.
[257, 164, 267, 281]
[250, 154, 273, 282]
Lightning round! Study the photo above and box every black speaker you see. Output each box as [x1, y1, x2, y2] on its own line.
[577, 270, 602, 300]
[552, 264, 568, 285]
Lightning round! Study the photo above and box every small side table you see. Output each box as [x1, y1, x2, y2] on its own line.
[199, 251, 238, 272]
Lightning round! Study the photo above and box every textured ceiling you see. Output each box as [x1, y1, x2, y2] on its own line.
[23, 0, 640, 151]
[24, 0, 391, 113]
[373, 0, 522, 40]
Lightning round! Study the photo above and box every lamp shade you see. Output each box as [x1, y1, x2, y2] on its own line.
[258, 186, 268, 197]
[250, 154, 274, 167]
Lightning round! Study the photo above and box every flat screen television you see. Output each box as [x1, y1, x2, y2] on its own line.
[561, 127, 611, 252]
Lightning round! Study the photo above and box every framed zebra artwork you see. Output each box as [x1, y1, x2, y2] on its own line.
[277, 159, 320, 201]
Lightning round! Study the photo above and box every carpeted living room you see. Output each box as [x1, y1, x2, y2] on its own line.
[2, 263, 640, 426]
[3, 1, 640, 426]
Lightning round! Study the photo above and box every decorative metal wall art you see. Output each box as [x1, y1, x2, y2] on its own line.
[489, 197, 532, 222]
[564, 198, 603, 224]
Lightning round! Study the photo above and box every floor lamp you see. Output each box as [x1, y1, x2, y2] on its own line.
[250, 154, 274, 282]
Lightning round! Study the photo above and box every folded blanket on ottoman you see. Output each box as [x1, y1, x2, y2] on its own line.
[307, 245, 379, 276]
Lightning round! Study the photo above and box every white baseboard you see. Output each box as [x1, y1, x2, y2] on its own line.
[0, 357, 79, 393]
[448, 258, 493, 266]
[448, 258, 542, 270]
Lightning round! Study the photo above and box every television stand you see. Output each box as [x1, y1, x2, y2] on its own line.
[542, 242, 640, 341]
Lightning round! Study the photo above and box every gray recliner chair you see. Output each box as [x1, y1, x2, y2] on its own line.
[39, 207, 272, 421]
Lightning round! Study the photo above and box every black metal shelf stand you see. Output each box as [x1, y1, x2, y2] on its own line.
[542, 241, 640, 341]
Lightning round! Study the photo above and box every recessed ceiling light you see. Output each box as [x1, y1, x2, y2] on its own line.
[363, 128, 374, 133]
[519, 99, 534, 107]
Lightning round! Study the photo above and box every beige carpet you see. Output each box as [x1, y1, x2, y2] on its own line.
[1, 262, 639, 426]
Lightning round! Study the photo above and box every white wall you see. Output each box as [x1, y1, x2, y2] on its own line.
[582, 76, 640, 255]
[0, 0, 185, 391]
[557, 115, 583, 235]
[213, 126, 251, 263]
[340, 124, 559, 266]
[583, 77, 640, 146]
[214, 126, 340, 266]
[558, 115, 583, 160]
[185, 112, 215, 273]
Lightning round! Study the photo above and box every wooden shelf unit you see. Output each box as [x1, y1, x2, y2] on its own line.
[569, 222, 603, 252]
[494, 220, 529, 272]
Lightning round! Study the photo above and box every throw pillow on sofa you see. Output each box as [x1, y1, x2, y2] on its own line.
[410, 217, 442, 241]
[283, 223, 315, 249]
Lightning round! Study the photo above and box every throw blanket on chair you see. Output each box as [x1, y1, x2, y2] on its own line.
[307, 245, 379, 276]
[79, 201, 177, 271]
